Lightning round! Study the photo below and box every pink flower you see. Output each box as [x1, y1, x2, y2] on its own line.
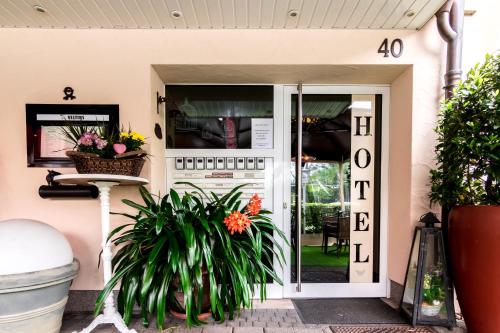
[95, 138, 108, 150]
[78, 132, 94, 146]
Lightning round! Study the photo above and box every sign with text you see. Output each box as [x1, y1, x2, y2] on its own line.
[251, 118, 273, 149]
[350, 95, 375, 283]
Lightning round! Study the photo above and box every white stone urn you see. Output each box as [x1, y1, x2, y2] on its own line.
[0, 219, 79, 333]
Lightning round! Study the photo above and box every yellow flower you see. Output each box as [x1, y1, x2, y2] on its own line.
[119, 132, 130, 138]
[130, 131, 145, 141]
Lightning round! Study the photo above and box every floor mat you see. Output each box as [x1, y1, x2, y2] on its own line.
[293, 298, 407, 324]
[330, 325, 436, 333]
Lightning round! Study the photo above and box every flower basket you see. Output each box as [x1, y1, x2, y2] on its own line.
[66, 150, 146, 177]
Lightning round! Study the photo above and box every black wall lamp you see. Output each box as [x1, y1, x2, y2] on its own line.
[157, 92, 166, 114]
[39, 170, 98, 199]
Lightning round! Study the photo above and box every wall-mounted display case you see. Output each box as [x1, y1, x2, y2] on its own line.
[26, 104, 119, 167]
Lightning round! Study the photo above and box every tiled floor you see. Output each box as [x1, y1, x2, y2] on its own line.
[61, 299, 467, 333]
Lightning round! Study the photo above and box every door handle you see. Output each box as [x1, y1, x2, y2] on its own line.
[296, 82, 303, 292]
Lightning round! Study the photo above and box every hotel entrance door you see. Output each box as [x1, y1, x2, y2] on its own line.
[282, 85, 389, 298]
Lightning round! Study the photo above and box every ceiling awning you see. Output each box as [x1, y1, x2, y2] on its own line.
[0, 0, 446, 30]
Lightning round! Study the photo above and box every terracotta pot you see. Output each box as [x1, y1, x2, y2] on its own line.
[170, 269, 211, 320]
[449, 205, 500, 333]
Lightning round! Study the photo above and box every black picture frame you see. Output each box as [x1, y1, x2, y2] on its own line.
[26, 104, 119, 167]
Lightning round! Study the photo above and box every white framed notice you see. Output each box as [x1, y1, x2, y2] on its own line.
[251, 118, 273, 149]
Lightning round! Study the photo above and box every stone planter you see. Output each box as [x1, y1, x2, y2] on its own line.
[0, 219, 79, 333]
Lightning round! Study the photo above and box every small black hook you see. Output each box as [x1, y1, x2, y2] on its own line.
[63, 87, 76, 100]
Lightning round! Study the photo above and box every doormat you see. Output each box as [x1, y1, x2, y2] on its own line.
[330, 325, 436, 333]
[293, 298, 407, 324]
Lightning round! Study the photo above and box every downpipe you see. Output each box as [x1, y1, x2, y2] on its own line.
[436, 0, 464, 99]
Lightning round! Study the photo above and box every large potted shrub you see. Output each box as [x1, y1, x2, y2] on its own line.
[94, 183, 286, 328]
[430, 53, 499, 332]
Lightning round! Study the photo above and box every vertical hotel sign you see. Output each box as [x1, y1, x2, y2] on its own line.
[350, 95, 375, 283]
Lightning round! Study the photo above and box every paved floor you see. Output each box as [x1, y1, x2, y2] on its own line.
[61, 309, 332, 333]
[61, 300, 467, 333]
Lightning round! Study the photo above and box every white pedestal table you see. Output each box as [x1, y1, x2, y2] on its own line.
[54, 174, 149, 333]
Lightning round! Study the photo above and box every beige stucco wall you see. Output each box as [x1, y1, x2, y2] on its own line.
[0, 2, 496, 291]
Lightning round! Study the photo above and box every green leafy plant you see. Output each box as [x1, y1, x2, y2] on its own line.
[422, 271, 445, 305]
[94, 183, 287, 328]
[430, 53, 500, 206]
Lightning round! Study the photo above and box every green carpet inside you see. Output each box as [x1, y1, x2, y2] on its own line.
[291, 245, 349, 267]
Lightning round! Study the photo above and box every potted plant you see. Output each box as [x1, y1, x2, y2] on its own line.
[94, 183, 286, 328]
[421, 271, 445, 317]
[60, 126, 147, 176]
[430, 53, 499, 332]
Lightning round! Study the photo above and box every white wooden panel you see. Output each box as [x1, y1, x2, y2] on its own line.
[346, 0, 373, 28]
[284, 0, 302, 28]
[395, 0, 428, 28]
[82, 0, 114, 28]
[150, 0, 175, 28]
[0, 2, 17, 27]
[121, 0, 150, 28]
[63, 0, 100, 28]
[308, 0, 332, 28]
[405, 0, 446, 29]
[0, 0, 445, 29]
[271, 0, 289, 28]
[191, 0, 211, 28]
[134, 0, 162, 28]
[54, 0, 90, 27]
[247, 0, 261, 28]
[370, 0, 401, 28]
[297, 0, 318, 28]
[334, 0, 359, 28]
[260, 0, 275, 28]
[32, 0, 67, 27]
[234, 0, 248, 28]
[177, 0, 200, 28]
[165, 0, 187, 28]
[205, 0, 224, 28]
[321, 0, 345, 28]
[357, 0, 386, 28]
[220, 0, 236, 28]
[95, 0, 126, 27]
[382, 0, 415, 29]
[106, 0, 137, 27]
[1, 0, 38, 27]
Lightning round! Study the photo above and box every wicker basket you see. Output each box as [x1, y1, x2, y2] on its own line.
[66, 151, 146, 177]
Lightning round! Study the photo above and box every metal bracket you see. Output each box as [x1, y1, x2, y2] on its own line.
[157, 92, 166, 114]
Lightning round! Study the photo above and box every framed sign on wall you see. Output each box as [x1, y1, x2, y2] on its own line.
[26, 104, 119, 167]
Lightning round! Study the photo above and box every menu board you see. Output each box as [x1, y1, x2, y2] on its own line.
[39, 126, 74, 158]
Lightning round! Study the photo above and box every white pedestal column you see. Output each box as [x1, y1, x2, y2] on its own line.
[74, 181, 137, 333]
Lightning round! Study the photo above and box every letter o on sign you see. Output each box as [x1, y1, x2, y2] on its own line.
[354, 148, 371, 169]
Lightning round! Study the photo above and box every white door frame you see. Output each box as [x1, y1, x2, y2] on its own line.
[281, 85, 390, 298]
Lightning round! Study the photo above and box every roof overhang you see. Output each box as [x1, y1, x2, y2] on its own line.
[0, 0, 446, 30]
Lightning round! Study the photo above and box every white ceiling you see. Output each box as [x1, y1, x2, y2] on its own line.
[154, 64, 410, 84]
[0, 0, 446, 30]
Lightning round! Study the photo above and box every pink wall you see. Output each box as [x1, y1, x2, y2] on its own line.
[0, 24, 449, 289]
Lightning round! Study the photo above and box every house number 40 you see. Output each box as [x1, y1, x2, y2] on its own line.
[378, 38, 403, 58]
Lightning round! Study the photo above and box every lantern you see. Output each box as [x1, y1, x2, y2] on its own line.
[400, 212, 456, 328]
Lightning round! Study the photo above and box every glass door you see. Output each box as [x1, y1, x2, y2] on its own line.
[283, 85, 388, 298]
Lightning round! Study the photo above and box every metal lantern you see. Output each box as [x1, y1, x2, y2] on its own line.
[400, 212, 456, 328]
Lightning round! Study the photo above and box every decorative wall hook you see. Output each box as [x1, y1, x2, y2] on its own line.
[157, 92, 166, 114]
[63, 87, 76, 100]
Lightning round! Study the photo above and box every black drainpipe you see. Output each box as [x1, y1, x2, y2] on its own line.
[435, 0, 464, 283]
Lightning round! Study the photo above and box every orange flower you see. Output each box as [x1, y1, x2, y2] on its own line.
[246, 193, 262, 216]
[224, 211, 251, 235]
